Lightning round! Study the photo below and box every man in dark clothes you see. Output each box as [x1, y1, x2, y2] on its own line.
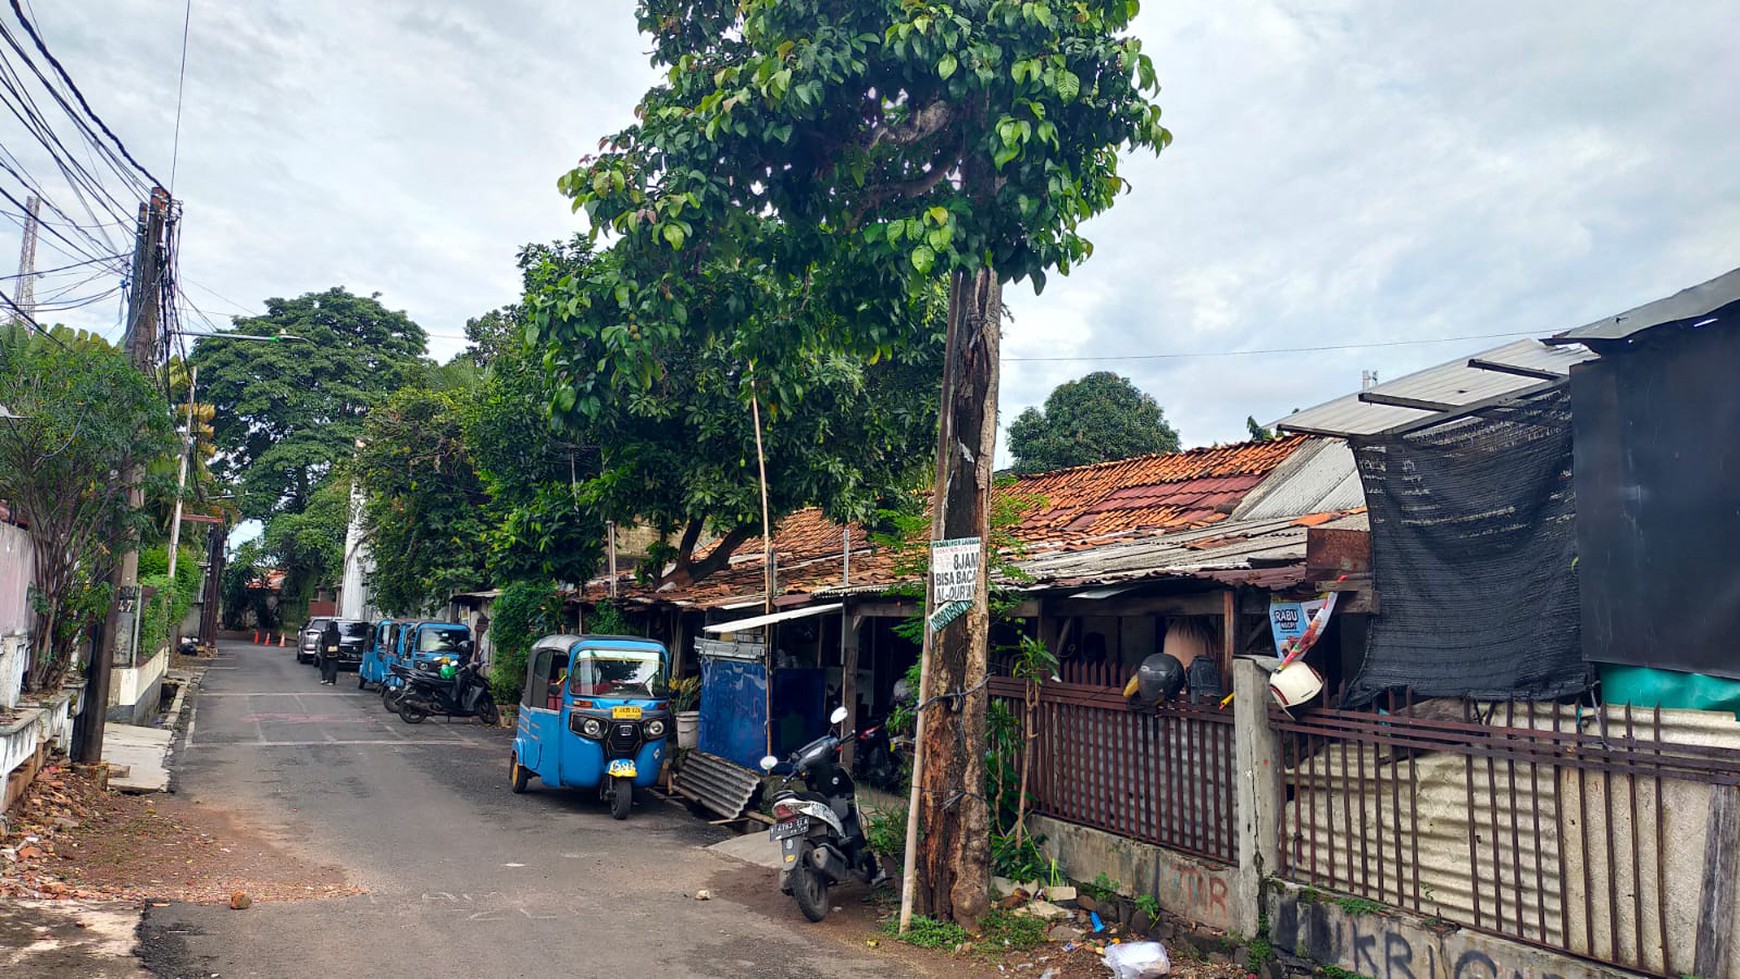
[319, 619, 341, 685]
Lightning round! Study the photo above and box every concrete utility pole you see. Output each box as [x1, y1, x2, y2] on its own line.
[76, 187, 169, 765]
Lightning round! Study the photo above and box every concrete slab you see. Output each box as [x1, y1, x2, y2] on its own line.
[100, 725, 172, 793]
[0, 899, 150, 977]
[708, 830, 784, 870]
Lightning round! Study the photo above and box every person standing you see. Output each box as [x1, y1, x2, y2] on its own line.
[320, 619, 341, 685]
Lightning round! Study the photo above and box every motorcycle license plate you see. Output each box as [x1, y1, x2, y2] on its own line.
[611, 705, 642, 720]
[606, 759, 637, 778]
[770, 817, 810, 841]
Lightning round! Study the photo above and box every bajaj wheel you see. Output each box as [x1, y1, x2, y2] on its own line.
[356, 672, 368, 690]
[510, 753, 531, 794]
[609, 776, 632, 820]
[791, 856, 829, 923]
[398, 700, 428, 724]
[476, 694, 500, 727]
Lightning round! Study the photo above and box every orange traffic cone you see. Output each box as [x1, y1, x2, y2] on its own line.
[279, 632, 286, 648]
[253, 629, 261, 644]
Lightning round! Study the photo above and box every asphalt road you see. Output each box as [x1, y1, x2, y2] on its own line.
[140, 640, 918, 979]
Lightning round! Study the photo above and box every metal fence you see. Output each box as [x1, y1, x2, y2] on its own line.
[990, 676, 1237, 865]
[1272, 688, 1740, 978]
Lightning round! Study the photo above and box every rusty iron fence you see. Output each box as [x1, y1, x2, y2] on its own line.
[1272, 688, 1740, 978]
[990, 675, 1237, 865]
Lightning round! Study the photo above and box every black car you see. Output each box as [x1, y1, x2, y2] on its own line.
[298, 617, 334, 665]
[317, 619, 373, 673]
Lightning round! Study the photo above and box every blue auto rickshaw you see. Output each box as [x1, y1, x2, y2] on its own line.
[510, 634, 670, 820]
[357, 619, 401, 690]
[379, 621, 473, 711]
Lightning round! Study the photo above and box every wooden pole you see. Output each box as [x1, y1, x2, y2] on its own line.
[750, 377, 774, 758]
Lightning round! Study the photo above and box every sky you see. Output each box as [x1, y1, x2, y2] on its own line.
[7, 0, 1740, 453]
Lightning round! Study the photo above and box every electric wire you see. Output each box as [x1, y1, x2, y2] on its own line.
[168, 0, 192, 191]
[6, 0, 161, 190]
[1002, 329, 1544, 363]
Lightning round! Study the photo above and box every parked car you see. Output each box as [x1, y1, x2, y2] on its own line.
[317, 619, 373, 674]
[298, 617, 333, 665]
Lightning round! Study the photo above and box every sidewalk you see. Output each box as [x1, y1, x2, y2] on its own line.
[99, 725, 172, 794]
[0, 899, 151, 978]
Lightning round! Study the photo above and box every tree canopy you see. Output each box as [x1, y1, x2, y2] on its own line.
[544, 0, 1169, 928]
[1007, 371, 1178, 473]
[191, 288, 428, 519]
[0, 325, 173, 689]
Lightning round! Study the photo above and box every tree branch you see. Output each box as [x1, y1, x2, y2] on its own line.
[664, 523, 756, 587]
[868, 100, 953, 150]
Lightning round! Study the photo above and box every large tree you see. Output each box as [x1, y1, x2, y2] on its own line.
[0, 325, 173, 690]
[1007, 371, 1178, 473]
[191, 288, 428, 519]
[352, 386, 493, 615]
[546, 0, 1167, 927]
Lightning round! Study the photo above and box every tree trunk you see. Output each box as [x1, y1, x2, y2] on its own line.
[916, 268, 999, 931]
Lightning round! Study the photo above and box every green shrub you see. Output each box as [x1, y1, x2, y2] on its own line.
[865, 806, 908, 861]
[886, 914, 969, 950]
[488, 579, 564, 703]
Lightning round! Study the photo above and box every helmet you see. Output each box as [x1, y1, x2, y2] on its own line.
[1136, 653, 1187, 703]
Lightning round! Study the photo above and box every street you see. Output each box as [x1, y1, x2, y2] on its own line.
[140, 641, 935, 979]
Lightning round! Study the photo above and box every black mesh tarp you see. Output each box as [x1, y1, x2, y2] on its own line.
[1345, 389, 1589, 706]
[1572, 325, 1740, 677]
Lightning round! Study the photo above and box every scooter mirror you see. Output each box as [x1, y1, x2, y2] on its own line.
[758, 755, 779, 773]
[829, 706, 849, 725]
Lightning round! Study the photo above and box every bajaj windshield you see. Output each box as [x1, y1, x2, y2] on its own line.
[568, 648, 662, 699]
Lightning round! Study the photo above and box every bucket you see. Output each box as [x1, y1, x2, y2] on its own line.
[675, 710, 700, 749]
[1269, 660, 1325, 708]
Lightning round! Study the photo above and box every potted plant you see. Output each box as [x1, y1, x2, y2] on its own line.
[669, 676, 701, 749]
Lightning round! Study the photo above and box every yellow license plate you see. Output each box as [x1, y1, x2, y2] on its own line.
[607, 759, 637, 777]
[611, 706, 642, 720]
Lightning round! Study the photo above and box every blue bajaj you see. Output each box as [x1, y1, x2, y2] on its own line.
[357, 619, 400, 691]
[510, 634, 670, 820]
[381, 622, 472, 712]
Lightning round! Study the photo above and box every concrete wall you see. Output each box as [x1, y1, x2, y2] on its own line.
[1031, 813, 1239, 933]
[107, 651, 167, 725]
[1269, 879, 1644, 979]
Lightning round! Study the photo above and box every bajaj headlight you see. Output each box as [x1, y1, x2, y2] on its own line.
[580, 717, 604, 739]
[644, 718, 667, 739]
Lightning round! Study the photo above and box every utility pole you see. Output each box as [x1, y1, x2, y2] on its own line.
[75, 187, 169, 765]
[10, 194, 39, 327]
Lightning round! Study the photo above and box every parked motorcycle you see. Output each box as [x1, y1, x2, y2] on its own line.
[397, 660, 499, 726]
[851, 717, 907, 791]
[760, 706, 887, 922]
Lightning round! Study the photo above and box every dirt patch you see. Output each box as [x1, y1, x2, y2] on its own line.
[2, 763, 354, 904]
[703, 861, 1251, 979]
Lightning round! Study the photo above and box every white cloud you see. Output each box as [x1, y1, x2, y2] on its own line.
[6, 0, 1738, 453]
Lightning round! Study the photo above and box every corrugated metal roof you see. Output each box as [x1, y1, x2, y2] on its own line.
[1549, 266, 1740, 345]
[1015, 511, 1368, 589]
[1231, 439, 1364, 521]
[1277, 339, 1592, 438]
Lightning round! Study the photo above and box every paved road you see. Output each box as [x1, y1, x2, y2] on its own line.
[141, 640, 917, 978]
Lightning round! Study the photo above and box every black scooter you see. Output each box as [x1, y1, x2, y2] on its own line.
[396, 661, 500, 726]
[761, 706, 887, 922]
[852, 717, 907, 791]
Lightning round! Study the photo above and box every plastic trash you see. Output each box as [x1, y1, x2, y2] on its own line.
[1102, 940, 1170, 978]
[1089, 911, 1105, 932]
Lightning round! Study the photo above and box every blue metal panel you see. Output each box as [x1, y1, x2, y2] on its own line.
[698, 658, 768, 769]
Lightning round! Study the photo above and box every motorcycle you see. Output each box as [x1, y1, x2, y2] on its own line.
[851, 717, 907, 791]
[760, 706, 887, 922]
[397, 660, 500, 726]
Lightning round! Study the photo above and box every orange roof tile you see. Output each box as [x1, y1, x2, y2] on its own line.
[1009, 436, 1308, 541]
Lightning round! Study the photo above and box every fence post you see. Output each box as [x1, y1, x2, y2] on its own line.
[1232, 658, 1281, 937]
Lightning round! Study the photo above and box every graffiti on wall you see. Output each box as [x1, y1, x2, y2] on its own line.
[1159, 860, 1229, 922]
[1274, 896, 1573, 979]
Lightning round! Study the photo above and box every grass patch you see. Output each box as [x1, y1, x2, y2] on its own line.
[1321, 967, 1375, 979]
[1334, 896, 1384, 916]
[979, 908, 1047, 951]
[885, 914, 969, 950]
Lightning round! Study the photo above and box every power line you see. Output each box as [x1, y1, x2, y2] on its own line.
[1002, 330, 1543, 363]
[6, 0, 161, 189]
[168, 0, 191, 191]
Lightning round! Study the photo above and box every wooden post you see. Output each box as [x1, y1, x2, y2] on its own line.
[840, 610, 862, 768]
[1694, 784, 1739, 978]
[1220, 588, 1237, 681]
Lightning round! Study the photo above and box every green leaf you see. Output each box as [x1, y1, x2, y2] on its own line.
[910, 245, 936, 275]
[938, 54, 958, 80]
[993, 144, 1020, 170]
[1054, 70, 1080, 103]
[927, 206, 949, 225]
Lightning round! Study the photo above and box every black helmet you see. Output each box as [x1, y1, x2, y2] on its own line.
[1136, 653, 1187, 703]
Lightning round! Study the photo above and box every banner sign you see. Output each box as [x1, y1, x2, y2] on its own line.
[930, 537, 981, 604]
[1268, 598, 1325, 657]
[1272, 593, 1339, 665]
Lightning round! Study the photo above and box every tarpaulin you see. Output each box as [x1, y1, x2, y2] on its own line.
[1346, 388, 1589, 706]
[1571, 325, 1740, 678]
[698, 657, 767, 770]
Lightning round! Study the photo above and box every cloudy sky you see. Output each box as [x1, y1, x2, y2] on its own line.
[8, 0, 1740, 451]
